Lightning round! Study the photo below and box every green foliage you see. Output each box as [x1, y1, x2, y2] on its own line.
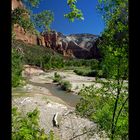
[64, 58, 100, 69]
[12, 107, 54, 140]
[72, 59, 106, 78]
[32, 10, 54, 31]
[76, 83, 128, 139]
[74, 69, 97, 77]
[21, 0, 41, 8]
[12, 8, 36, 34]
[45, 56, 64, 69]
[23, 0, 84, 22]
[76, 0, 128, 138]
[12, 48, 23, 87]
[53, 72, 62, 83]
[60, 80, 72, 91]
[12, 40, 101, 71]
[97, 0, 129, 137]
[96, 69, 104, 78]
[13, 0, 84, 36]
[65, 0, 84, 22]
[12, 31, 16, 43]
[12, 40, 64, 69]
[97, 0, 128, 23]
[12, 1, 53, 34]
[53, 73, 72, 92]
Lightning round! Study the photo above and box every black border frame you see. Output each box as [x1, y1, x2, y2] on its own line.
[0, 0, 139, 139]
[0, 0, 11, 139]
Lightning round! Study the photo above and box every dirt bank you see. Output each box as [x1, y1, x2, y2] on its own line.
[12, 65, 108, 139]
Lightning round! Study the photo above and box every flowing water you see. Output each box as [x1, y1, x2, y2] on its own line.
[13, 81, 81, 107]
[28, 81, 81, 107]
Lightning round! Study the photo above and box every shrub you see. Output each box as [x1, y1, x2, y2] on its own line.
[96, 70, 107, 78]
[60, 80, 72, 91]
[64, 58, 100, 69]
[74, 69, 97, 77]
[74, 69, 91, 76]
[90, 59, 100, 70]
[12, 48, 23, 87]
[53, 72, 62, 82]
[74, 68, 108, 78]
[76, 83, 128, 139]
[12, 107, 54, 140]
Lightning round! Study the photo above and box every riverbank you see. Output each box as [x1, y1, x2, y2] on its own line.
[12, 65, 109, 139]
[22, 65, 100, 94]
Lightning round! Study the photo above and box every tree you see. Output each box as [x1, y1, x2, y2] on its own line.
[32, 10, 54, 32]
[21, 0, 84, 22]
[97, 2, 128, 138]
[76, 0, 128, 139]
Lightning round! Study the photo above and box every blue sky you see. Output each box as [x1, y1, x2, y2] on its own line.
[32, 0, 105, 35]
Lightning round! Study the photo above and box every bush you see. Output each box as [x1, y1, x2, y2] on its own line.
[64, 58, 100, 69]
[12, 48, 23, 87]
[74, 69, 97, 77]
[76, 84, 128, 139]
[60, 80, 72, 91]
[97, 70, 107, 78]
[12, 107, 54, 140]
[74, 68, 108, 78]
[53, 72, 62, 82]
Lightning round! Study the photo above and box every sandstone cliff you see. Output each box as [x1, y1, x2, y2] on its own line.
[43, 31, 101, 59]
[12, 0, 45, 46]
[12, 0, 24, 10]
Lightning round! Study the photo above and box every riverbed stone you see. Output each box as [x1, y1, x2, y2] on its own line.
[12, 67, 109, 139]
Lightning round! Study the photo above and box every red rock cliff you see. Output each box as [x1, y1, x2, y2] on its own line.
[12, 0, 45, 46]
[12, 0, 24, 10]
[43, 31, 101, 59]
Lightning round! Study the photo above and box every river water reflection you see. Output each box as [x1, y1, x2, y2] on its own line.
[27, 81, 81, 107]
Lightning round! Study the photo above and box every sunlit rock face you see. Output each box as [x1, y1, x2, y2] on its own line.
[12, 0, 24, 10]
[12, 0, 46, 46]
[13, 24, 38, 45]
[13, 23, 46, 46]
[43, 31, 101, 59]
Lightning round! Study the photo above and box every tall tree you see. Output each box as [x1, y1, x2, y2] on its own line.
[32, 10, 54, 32]
[76, 0, 128, 139]
[98, 1, 128, 138]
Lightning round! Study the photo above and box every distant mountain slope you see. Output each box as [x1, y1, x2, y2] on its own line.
[43, 31, 101, 59]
